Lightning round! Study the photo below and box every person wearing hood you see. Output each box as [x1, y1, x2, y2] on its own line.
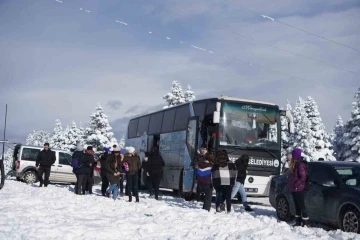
[80, 146, 96, 195]
[212, 150, 237, 213]
[36, 143, 56, 187]
[147, 146, 165, 200]
[123, 146, 141, 202]
[105, 147, 122, 200]
[287, 148, 309, 227]
[72, 144, 84, 194]
[100, 147, 111, 196]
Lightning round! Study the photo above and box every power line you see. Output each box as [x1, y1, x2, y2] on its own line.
[46, 0, 351, 93]
[224, 0, 360, 53]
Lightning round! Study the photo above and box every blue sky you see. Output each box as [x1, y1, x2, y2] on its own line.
[0, 0, 359, 144]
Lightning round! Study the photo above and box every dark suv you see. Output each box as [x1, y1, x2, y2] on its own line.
[269, 161, 360, 233]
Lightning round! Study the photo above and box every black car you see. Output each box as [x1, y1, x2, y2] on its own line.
[269, 161, 360, 233]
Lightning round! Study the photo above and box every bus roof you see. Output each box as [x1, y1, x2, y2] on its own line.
[217, 95, 276, 106]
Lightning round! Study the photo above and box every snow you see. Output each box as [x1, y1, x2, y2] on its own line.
[149, 31, 152, 34]
[84, 10, 91, 13]
[55, 0, 63, 3]
[163, 81, 196, 108]
[184, 84, 196, 103]
[208, 51, 214, 53]
[180, 41, 183, 44]
[115, 20, 128, 26]
[63, 121, 82, 151]
[191, 45, 206, 51]
[261, 15, 275, 21]
[50, 119, 66, 149]
[0, 180, 358, 239]
[166, 37, 171, 40]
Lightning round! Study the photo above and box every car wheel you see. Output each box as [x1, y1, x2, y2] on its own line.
[276, 196, 293, 221]
[16, 177, 21, 181]
[341, 206, 360, 233]
[24, 171, 37, 184]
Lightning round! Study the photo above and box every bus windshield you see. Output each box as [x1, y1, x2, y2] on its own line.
[219, 101, 279, 149]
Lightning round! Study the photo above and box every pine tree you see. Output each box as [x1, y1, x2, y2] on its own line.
[84, 104, 118, 152]
[343, 88, 360, 162]
[119, 136, 125, 149]
[332, 115, 345, 160]
[63, 121, 82, 151]
[304, 96, 335, 160]
[281, 101, 292, 168]
[4, 148, 14, 175]
[78, 122, 86, 146]
[163, 81, 186, 107]
[184, 84, 196, 102]
[26, 130, 51, 147]
[50, 119, 66, 149]
[291, 97, 314, 161]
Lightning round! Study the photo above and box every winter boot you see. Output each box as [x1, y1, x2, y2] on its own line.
[302, 219, 309, 227]
[220, 204, 225, 212]
[292, 217, 302, 227]
[216, 207, 221, 213]
[105, 192, 110, 198]
[244, 206, 253, 212]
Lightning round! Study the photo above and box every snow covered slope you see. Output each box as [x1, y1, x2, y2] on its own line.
[0, 181, 358, 240]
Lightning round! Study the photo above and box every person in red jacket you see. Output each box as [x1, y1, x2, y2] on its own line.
[287, 148, 309, 227]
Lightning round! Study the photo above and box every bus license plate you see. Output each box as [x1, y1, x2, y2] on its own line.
[245, 188, 258, 193]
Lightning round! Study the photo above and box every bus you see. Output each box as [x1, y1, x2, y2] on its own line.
[125, 96, 294, 198]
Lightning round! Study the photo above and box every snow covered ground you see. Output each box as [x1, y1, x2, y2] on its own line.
[0, 180, 359, 240]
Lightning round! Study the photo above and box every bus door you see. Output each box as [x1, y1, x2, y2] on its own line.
[183, 116, 199, 193]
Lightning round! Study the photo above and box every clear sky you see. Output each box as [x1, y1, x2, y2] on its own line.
[0, 0, 359, 143]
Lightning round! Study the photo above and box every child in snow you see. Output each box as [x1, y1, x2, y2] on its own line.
[212, 150, 237, 213]
[105, 147, 122, 200]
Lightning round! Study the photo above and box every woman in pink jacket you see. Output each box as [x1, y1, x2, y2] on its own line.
[287, 148, 309, 227]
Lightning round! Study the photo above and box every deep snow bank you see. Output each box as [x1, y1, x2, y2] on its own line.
[0, 181, 358, 240]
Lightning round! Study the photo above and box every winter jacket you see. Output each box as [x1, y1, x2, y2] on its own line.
[72, 150, 84, 174]
[196, 159, 213, 186]
[80, 152, 95, 175]
[105, 154, 122, 185]
[211, 162, 237, 187]
[99, 152, 109, 175]
[287, 159, 308, 192]
[124, 154, 141, 175]
[234, 157, 249, 184]
[192, 152, 214, 167]
[36, 149, 56, 167]
[147, 152, 165, 176]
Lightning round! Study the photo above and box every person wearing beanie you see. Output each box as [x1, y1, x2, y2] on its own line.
[287, 148, 309, 227]
[123, 146, 141, 202]
[104, 147, 122, 200]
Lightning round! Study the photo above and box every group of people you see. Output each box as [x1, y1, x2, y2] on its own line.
[194, 144, 253, 213]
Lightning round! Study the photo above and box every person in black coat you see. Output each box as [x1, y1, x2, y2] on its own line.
[74, 146, 95, 195]
[35, 143, 56, 187]
[146, 146, 165, 200]
[72, 145, 84, 194]
[99, 147, 111, 196]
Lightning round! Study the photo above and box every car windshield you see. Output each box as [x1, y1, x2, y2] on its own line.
[219, 101, 279, 149]
[334, 166, 360, 187]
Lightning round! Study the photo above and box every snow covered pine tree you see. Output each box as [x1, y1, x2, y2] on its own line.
[84, 104, 117, 152]
[281, 101, 292, 169]
[26, 130, 51, 147]
[163, 81, 186, 108]
[184, 84, 196, 103]
[291, 97, 314, 160]
[50, 119, 67, 149]
[342, 88, 360, 162]
[63, 121, 82, 151]
[304, 96, 335, 161]
[332, 115, 345, 160]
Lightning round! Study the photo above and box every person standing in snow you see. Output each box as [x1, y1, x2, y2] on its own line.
[100, 147, 111, 196]
[195, 145, 214, 211]
[105, 147, 122, 200]
[287, 148, 309, 227]
[80, 146, 96, 195]
[35, 143, 56, 187]
[231, 154, 253, 212]
[84, 148, 96, 194]
[72, 144, 84, 194]
[212, 150, 237, 213]
[194, 144, 212, 201]
[124, 147, 141, 202]
[147, 146, 165, 200]
[142, 151, 152, 196]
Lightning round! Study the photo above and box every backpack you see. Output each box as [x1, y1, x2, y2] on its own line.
[72, 157, 81, 170]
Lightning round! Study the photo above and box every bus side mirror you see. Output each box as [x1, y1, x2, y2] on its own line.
[213, 102, 221, 124]
[289, 122, 294, 134]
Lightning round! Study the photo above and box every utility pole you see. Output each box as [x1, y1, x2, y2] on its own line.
[0, 104, 7, 190]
